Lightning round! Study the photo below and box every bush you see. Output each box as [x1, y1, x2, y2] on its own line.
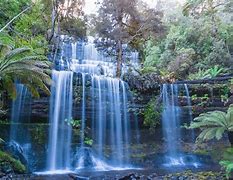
[220, 148, 233, 179]
[143, 98, 161, 130]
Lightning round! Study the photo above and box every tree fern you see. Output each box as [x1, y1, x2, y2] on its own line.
[188, 105, 233, 144]
[0, 34, 51, 99]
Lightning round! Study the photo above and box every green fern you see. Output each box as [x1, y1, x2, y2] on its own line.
[0, 34, 51, 99]
[220, 161, 233, 179]
[207, 65, 225, 78]
[188, 105, 233, 143]
[220, 148, 233, 179]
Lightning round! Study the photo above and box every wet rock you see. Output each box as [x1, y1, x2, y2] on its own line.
[123, 72, 161, 92]
[226, 95, 233, 106]
[119, 173, 141, 180]
[1, 163, 13, 174]
[147, 173, 158, 180]
[3, 141, 27, 166]
[69, 174, 89, 180]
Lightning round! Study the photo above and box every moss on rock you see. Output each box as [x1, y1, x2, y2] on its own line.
[0, 150, 26, 174]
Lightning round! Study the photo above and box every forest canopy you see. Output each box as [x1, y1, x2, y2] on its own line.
[0, 0, 232, 79]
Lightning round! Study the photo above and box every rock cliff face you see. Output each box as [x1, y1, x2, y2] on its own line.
[124, 72, 233, 128]
[5, 73, 233, 127]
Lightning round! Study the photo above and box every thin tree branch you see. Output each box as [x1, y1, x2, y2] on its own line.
[0, 6, 31, 33]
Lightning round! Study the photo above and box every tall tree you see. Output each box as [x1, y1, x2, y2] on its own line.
[94, 0, 138, 77]
[46, 0, 86, 42]
[94, 0, 164, 77]
[126, 2, 165, 62]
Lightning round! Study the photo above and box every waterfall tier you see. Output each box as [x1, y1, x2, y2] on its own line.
[161, 84, 199, 168]
[46, 36, 140, 172]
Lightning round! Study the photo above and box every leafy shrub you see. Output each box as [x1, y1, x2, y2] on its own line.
[140, 67, 158, 74]
[188, 105, 233, 144]
[144, 40, 162, 68]
[207, 65, 226, 78]
[143, 98, 161, 130]
[220, 148, 233, 179]
[188, 66, 226, 80]
[188, 69, 210, 80]
[65, 118, 81, 128]
[84, 137, 93, 146]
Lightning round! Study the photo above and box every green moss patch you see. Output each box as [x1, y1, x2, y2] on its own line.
[163, 170, 225, 180]
[0, 150, 26, 174]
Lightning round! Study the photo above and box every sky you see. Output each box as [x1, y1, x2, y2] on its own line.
[83, 0, 98, 15]
[83, 0, 185, 15]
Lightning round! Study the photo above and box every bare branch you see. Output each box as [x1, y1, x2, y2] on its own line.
[0, 6, 31, 33]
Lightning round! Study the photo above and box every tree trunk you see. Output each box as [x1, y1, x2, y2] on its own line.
[48, 0, 58, 43]
[116, 39, 123, 78]
[228, 131, 233, 146]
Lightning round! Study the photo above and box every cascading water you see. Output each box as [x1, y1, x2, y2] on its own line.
[161, 84, 199, 167]
[162, 84, 182, 165]
[9, 84, 32, 167]
[184, 84, 197, 152]
[46, 70, 73, 172]
[184, 84, 193, 122]
[45, 36, 139, 173]
[73, 37, 137, 170]
[10, 84, 31, 142]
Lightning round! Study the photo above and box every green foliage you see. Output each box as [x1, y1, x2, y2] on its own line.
[143, 1, 232, 79]
[230, 78, 233, 94]
[0, 0, 30, 27]
[188, 66, 226, 80]
[188, 104, 233, 143]
[191, 94, 198, 101]
[220, 161, 233, 179]
[143, 98, 161, 130]
[15, 35, 48, 55]
[0, 150, 26, 174]
[207, 65, 226, 78]
[84, 137, 93, 146]
[14, 2, 47, 37]
[65, 118, 92, 146]
[60, 17, 87, 38]
[65, 118, 81, 128]
[143, 40, 162, 68]
[140, 67, 158, 74]
[0, 33, 51, 99]
[220, 148, 233, 179]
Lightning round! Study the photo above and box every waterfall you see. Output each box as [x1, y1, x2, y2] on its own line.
[47, 70, 73, 171]
[162, 84, 181, 161]
[45, 36, 139, 172]
[184, 84, 197, 147]
[184, 84, 193, 123]
[161, 84, 199, 167]
[72, 42, 77, 60]
[73, 37, 138, 170]
[9, 84, 32, 170]
[10, 84, 31, 141]
[80, 73, 86, 148]
[96, 76, 104, 158]
[76, 76, 133, 170]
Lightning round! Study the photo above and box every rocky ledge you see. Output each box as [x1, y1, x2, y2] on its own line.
[2, 170, 226, 180]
